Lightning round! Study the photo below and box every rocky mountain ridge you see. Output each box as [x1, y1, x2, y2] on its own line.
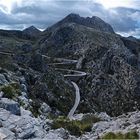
[45, 13, 114, 33]
[0, 13, 140, 139]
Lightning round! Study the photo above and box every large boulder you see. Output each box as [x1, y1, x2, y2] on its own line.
[39, 102, 51, 115]
[0, 98, 20, 115]
[0, 128, 15, 140]
[0, 108, 49, 139]
[45, 128, 69, 140]
[0, 74, 8, 85]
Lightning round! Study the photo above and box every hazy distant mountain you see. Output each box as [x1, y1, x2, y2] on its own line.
[23, 26, 41, 37]
[121, 36, 140, 55]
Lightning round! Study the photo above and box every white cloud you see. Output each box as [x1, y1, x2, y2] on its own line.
[95, 0, 140, 9]
[0, 0, 22, 14]
[129, 11, 140, 21]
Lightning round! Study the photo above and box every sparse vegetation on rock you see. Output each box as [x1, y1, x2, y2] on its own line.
[101, 131, 139, 139]
[1, 83, 21, 99]
[52, 115, 100, 136]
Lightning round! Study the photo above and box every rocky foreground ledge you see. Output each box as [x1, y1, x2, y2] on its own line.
[0, 98, 140, 139]
[0, 106, 70, 139]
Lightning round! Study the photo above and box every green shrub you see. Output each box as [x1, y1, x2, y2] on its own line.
[124, 131, 139, 139]
[10, 83, 20, 90]
[0, 82, 21, 99]
[29, 107, 39, 118]
[29, 100, 41, 117]
[1, 85, 15, 99]
[101, 131, 139, 139]
[82, 114, 101, 124]
[52, 115, 100, 136]
[19, 100, 25, 107]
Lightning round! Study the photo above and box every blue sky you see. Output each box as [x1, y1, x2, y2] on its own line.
[0, 0, 140, 38]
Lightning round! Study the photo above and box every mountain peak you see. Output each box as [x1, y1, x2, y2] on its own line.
[23, 26, 41, 36]
[67, 13, 80, 17]
[47, 13, 114, 33]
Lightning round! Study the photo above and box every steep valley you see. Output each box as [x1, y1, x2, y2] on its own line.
[0, 14, 140, 139]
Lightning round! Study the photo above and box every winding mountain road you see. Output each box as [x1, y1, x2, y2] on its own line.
[0, 51, 86, 119]
[45, 56, 86, 119]
[0, 51, 14, 56]
[67, 81, 80, 119]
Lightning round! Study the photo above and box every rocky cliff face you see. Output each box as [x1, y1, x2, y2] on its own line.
[46, 13, 114, 33]
[35, 13, 140, 116]
[38, 14, 115, 58]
